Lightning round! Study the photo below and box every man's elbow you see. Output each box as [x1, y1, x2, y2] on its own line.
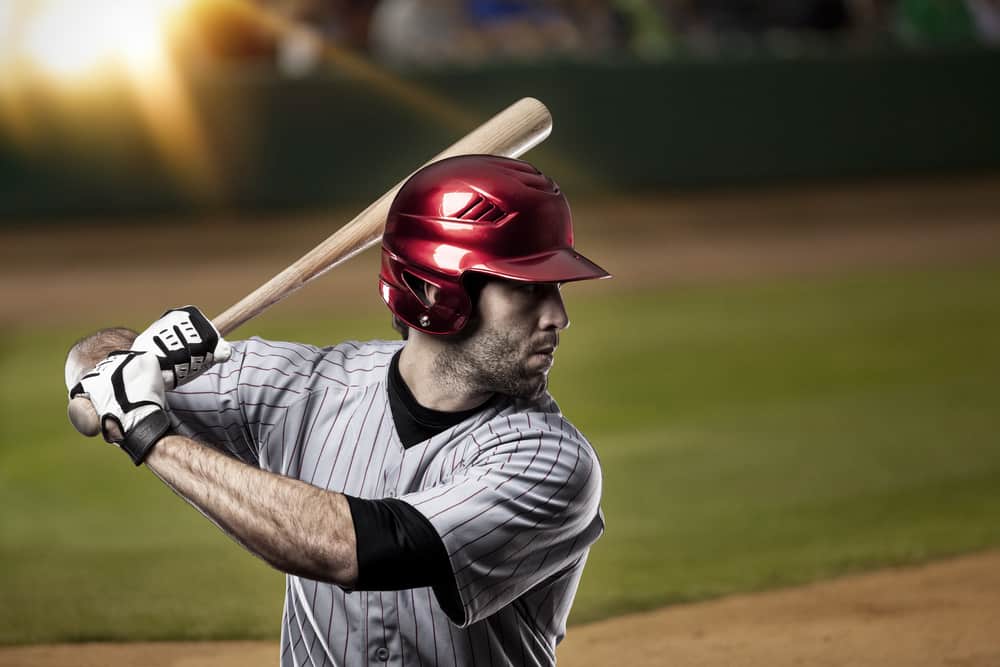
[270, 492, 359, 588]
[267, 540, 358, 588]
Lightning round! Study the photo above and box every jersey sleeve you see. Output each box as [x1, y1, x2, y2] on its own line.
[397, 414, 604, 627]
[164, 338, 314, 466]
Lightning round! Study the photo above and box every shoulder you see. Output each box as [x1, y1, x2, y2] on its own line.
[234, 337, 403, 391]
[467, 395, 603, 516]
[310, 338, 402, 383]
[484, 393, 593, 453]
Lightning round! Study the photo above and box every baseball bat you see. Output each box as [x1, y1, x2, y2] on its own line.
[68, 97, 553, 437]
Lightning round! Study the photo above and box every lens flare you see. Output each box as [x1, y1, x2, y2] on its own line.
[19, 0, 189, 81]
[1, 0, 220, 198]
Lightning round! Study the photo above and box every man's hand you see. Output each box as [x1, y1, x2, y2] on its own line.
[69, 351, 171, 465]
[131, 306, 232, 390]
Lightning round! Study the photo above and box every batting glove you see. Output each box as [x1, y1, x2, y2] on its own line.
[70, 351, 171, 465]
[131, 306, 231, 390]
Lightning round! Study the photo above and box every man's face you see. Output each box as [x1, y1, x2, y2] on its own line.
[439, 278, 570, 400]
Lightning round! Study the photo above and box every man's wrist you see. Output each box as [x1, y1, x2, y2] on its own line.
[120, 410, 172, 466]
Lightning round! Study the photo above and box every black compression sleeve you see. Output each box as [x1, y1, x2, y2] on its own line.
[345, 495, 461, 614]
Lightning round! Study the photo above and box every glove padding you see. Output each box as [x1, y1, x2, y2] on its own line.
[131, 306, 231, 390]
[70, 350, 171, 465]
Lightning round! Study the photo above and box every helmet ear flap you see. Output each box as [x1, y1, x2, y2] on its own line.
[429, 283, 472, 334]
[385, 265, 473, 335]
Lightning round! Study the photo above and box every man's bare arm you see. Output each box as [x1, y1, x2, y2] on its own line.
[146, 435, 358, 587]
[66, 328, 359, 587]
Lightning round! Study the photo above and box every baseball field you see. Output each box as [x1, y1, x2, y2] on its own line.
[1, 176, 999, 665]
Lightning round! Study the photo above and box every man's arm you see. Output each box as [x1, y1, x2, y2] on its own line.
[66, 325, 359, 587]
[67, 319, 444, 594]
[145, 434, 358, 587]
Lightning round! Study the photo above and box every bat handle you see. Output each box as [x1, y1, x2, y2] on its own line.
[68, 396, 102, 437]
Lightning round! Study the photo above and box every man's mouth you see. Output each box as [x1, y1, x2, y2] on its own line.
[532, 334, 559, 356]
[530, 347, 556, 371]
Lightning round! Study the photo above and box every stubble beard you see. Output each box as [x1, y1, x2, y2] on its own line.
[435, 325, 550, 401]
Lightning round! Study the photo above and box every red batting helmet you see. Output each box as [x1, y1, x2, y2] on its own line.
[379, 154, 610, 335]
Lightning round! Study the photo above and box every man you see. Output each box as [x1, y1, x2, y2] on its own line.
[67, 155, 610, 666]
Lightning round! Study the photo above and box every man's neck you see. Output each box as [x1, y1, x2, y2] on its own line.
[398, 338, 493, 412]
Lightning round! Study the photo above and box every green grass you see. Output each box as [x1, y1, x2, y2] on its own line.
[2, 262, 999, 643]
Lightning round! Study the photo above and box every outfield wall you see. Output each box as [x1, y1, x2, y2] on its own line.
[2, 47, 998, 219]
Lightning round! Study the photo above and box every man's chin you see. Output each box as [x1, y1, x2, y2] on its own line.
[527, 385, 548, 400]
[515, 375, 548, 401]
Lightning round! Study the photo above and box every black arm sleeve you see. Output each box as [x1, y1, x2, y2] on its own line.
[345, 495, 463, 620]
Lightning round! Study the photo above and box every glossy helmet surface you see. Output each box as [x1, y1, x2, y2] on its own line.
[379, 154, 610, 335]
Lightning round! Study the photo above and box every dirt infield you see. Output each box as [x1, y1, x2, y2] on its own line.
[2, 550, 997, 666]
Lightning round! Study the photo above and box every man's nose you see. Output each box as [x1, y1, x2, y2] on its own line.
[538, 284, 570, 331]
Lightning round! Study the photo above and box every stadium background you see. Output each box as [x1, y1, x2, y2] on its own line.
[1, 1, 999, 665]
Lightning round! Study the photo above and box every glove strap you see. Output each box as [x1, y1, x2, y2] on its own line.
[121, 410, 172, 466]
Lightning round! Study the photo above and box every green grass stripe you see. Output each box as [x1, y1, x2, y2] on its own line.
[1, 262, 998, 643]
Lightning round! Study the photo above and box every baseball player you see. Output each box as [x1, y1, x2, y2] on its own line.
[66, 155, 610, 666]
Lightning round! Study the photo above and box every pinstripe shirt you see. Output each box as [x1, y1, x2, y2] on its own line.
[165, 337, 604, 667]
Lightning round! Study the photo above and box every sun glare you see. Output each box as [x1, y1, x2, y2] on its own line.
[17, 0, 189, 81]
[0, 0, 220, 198]
[0, 0, 487, 204]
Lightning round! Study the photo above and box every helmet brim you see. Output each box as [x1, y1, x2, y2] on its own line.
[474, 248, 611, 284]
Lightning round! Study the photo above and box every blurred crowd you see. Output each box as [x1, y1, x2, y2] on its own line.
[3, 0, 997, 83]
[249, 0, 1000, 71]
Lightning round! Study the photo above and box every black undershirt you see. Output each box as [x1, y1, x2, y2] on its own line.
[345, 349, 495, 623]
[386, 348, 498, 449]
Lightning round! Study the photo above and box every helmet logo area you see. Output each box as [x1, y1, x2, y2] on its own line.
[440, 190, 507, 223]
[441, 191, 475, 217]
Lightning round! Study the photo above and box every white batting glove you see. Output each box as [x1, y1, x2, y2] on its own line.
[131, 306, 231, 390]
[69, 351, 171, 465]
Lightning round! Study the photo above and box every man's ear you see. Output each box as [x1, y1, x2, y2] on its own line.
[424, 282, 441, 306]
[403, 273, 440, 307]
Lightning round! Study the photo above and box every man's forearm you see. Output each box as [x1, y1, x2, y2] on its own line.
[67, 326, 359, 585]
[146, 434, 359, 587]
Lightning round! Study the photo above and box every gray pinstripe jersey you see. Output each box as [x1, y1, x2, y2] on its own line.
[166, 337, 604, 667]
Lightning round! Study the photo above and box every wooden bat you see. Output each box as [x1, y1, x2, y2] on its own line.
[68, 97, 553, 437]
